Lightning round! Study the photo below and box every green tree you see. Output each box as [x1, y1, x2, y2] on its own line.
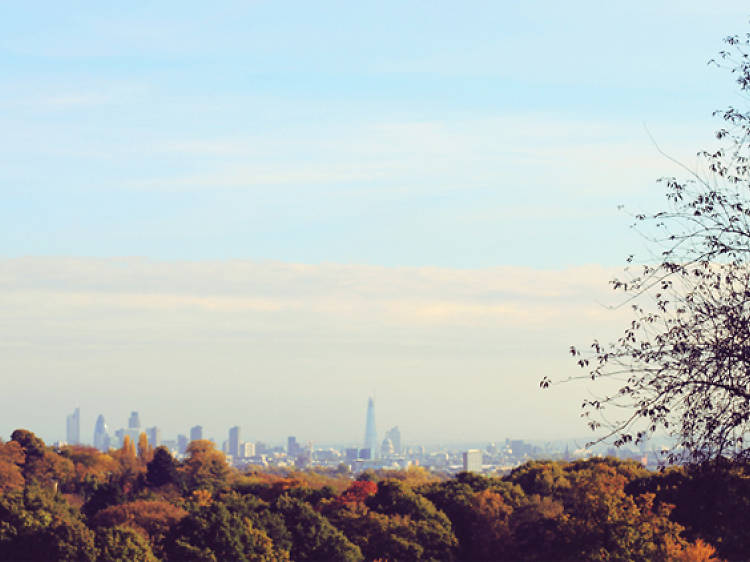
[0, 484, 97, 561]
[362, 480, 458, 561]
[274, 495, 363, 561]
[95, 525, 158, 562]
[146, 446, 178, 488]
[167, 500, 286, 561]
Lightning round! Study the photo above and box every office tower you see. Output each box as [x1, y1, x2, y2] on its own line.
[66, 407, 80, 445]
[128, 411, 141, 429]
[385, 426, 401, 455]
[114, 428, 126, 448]
[93, 415, 111, 452]
[146, 426, 161, 447]
[463, 449, 482, 472]
[345, 448, 358, 462]
[363, 397, 377, 457]
[287, 436, 300, 458]
[177, 434, 188, 454]
[190, 425, 203, 442]
[228, 426, 241, 458]
[359, 448, 372, 460]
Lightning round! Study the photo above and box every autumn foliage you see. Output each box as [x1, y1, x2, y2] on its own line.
[0, 428, 745, 560]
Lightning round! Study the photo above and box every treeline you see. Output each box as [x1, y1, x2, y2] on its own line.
[1, 429, 748, 560]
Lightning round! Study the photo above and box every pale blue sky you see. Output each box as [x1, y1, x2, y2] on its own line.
[2, 2, 746, 268]
[2, 3, 750, 444]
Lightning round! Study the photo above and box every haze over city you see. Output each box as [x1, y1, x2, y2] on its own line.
[2, 1, 749, 445]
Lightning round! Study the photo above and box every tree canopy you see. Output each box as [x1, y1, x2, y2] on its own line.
[0, 427, 736, 560]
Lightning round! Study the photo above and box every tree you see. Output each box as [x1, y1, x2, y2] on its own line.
[549, 29, 750, 464]
[627, 462, 750, 560]
[166, 499, 288, 561]
[180, 440, 230, 493]
[274, 495, 363, 561]
[95, 525, 158, 562]
[91, 499, 187, 558]
[0, 484, 97, 561]
[0, 439, 25, 493]
[146, 446, 178, 488]
[10, 429, 73, 487]
[137, 433, 153, 464]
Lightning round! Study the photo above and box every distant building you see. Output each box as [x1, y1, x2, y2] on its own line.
[177, 434, 188, 454]
[381, 437, 394, 457]
[288, 436, 300, 457]
[228, 426, 241, 458]
[345, 448, 359, 462]
[463, 449, 482, 472]
[146, 426, 161, 447]
[243, 442, 256, 458]
[93, 415, 110, 452]
[190, 425, 203, 442]
[385, 426, 401, 455]
[128, 411, 141, 429]
[359, 448, 372, 460]
[66, 407, 80, 445]
[363, 397, 377, 458]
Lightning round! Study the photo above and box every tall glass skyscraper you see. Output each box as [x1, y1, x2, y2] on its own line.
[363, 397, 377, 458]
[66, 407, 80, 445]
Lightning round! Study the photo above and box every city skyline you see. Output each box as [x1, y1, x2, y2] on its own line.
[48, 398, 649, 474]
[47, 397, 609, 456]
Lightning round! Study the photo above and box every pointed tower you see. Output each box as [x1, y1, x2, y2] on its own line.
[363, 397, 378, 458]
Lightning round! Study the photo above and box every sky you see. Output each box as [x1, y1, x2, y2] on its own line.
[1, 2, 749, 445]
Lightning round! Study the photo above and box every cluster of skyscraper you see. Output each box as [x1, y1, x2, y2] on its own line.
[86, 409, 202, 454]
[65, 397, 401, 467]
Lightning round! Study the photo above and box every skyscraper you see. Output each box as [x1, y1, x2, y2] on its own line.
[66, 407, 80, 445]
[93, 415, 110, 452]
[177, 434, 188, 454]
[190, 425, 203, 442]
[128, 411, 141, 429]
[287, 436, 300, 458]
[146, 426, 161, 447]
[385, 426, 401, 455]
[363, 397, 377, 458]
[228, 426, 241, 458]
[463, 449, 482, 472]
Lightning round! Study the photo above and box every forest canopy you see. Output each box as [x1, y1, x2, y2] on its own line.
[0, 428, 743, 560]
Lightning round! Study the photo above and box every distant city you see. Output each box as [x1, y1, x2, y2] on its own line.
[61, 398, 664, 473]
